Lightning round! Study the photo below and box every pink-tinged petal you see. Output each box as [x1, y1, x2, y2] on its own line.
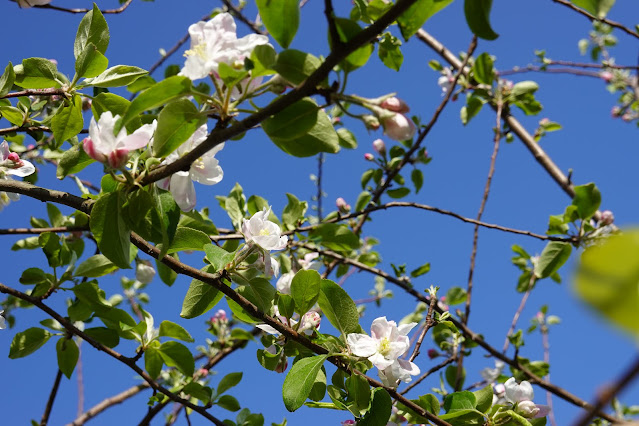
[91, 112, 119, 154]
[107, 149, 129, 169]
[83, 138, 106, 163]
[534, 404, 551, 418]
[6, 159, 35, 177]
[397, 358, 420, 376]
[120, 122, 155, 151]
[170, 172, 196, 211]
[346, 333, 378, 358]
[0, 141, 9, 161]
[156, 176, 171, 191]
[370, 317, 392, 340]
[190, 155, 223, 185]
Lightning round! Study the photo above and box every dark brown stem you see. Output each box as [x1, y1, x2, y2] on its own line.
[0, 226, 88, 235]
[1, 88, 66, 99]
[34, 0, 134, 14]
[400, 357, 455, 395]
[325, 0, 342, 48]
[40, 369, 64, 426]
[69, 384, 148, 425]
[551, 0, 639, 40]
[408, 291, 437, 363]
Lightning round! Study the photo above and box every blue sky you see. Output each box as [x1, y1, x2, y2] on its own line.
[0, 0, 638, 425]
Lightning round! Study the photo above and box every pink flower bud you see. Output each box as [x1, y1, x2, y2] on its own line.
[372, 138, 386, 155]
[7, 152, 22, 167]
[213, 309, 227, 322]
[611, 106, 622, 117]
[600, 71, 613, 82]
[600, 210, 614, 225]
[539, 118, 550, 126]
[83, 138, 107, 164]
[382, 113, 416, 141]
[336, 197, 350, 212]
[380, 96, 410, 113]
[107, 148, 130, 169]
[364, 153, 374, 161]
[622, 113, 633, 122]
[341, 421, 356, 425]
[428, 349, 439, 359]
[300, 311, 321, 332]
[198, 368, 209, 377]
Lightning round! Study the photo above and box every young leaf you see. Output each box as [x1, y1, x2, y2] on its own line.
[158, 341, 195, 377]
[74, 43, 109, 79]
[572, 183, 601, 219]
[463, 0, 499, 40]
[74, 254, 118, 278]
[158, 320, 194, 342]
[153, 98, 206, 158]
[52, 95, 84, 145]
[56, 144, 94, 179]
[282, 355, 328, 412]
[256, 0, 299, 48]
[397, 0, 453, 40]
[0, 62, 15, 97]
[534, 241, 572, 279]
[180, 266, 225, 319]
[9, 327, 52, 359]
[145, 345, 163, 379]
[121, 76, 192, 128]
[272, 49, 321, 86]
[74, 4, 110, 59]
[359, 388, 392, 426]
[56, 338, 80, 379]
[217, 371, 243, 395]
[82, 65, 148, 88]
[90, 191, 132, 269]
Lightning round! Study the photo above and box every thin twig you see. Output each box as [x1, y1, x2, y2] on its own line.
[551, 0, 639, 40]
[34, 0, 134, 14]
[220, 0, 266, 35]
[0, 88, 66, 100]
[0, 226, 88, 235]
[70, 384, 148, 426]
[0, 125, 52, 135]
[498, 66, 601, 78]
[76, 340, 84, 419]
[400, 357, 455, 395]
[40, 369, 63, 426]
[502, 274, 536, 354]
[541, 320, 557, 426]
[408, 292, 437, 363]
[317, 153, 324, 221]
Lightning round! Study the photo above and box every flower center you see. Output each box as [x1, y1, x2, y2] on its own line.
[378, 337, 391, 356]
[259, 228, 271, 236]
[184, 43, 208, 60]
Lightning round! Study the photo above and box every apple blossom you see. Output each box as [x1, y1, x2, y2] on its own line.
[600, 210, 615, 225]
[155, 124, 224, 212]
[299, 311, 321, 333]
[378, 358, 420, 387]
[298, 252, 320, 271]
[364, 153, 374, 161]
[438, 68, 454, 94]
[179, 13, 269, 82]
[372, 138, 386, 155]
[346, 316, 417, 370]
[0, 310, 6, 329]
[381, 113, 417, 141]
[480, 360, 504, 383]
[600, 71, 614, 82]
[0, 141, 36, 208]
[276, 272, 294, 294]
[504, 377, 550, 418]
[336, 197, 350, 212]
[17, 0, 52, 8]
[83, 111, 156, 169]
[380, 96, 410, 113]
[242, 207, 288, 252]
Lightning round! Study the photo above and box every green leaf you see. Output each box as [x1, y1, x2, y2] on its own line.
[472, 52, 494, 85]
[571, 0, 615, 18]
[217, 394, 241, 412]
[445, 287, 468, 305]
[158, 320, 194, 342]
[473, 385, 493, 413]
[83, 65, 148, 88]
[145, 345, 163, 379]
[273, 50, 321, 86]
[153, 99, 206, 158]
[251, 44, 277, 77]
[332, 18, 373, 72]
[346, 373, 371, 412]
[9, 327, 52, 359]
[203, 244, 235, 272]
[256, 0, 299, 48]
[180, 266, 225, 319]
[317, 279, 360, 336]
[159, 226, 211, 254]
[359, 388, 392, 426]
[19, 267, 47, 285]
[397, 0, 453, 40]
[387, 187, 410, 199]
[74, 4, 110, 59]
[0, 105, 24, 126]
[72, 281, 112, 313]
[572, 183, 601, 220]
[310, 223, 360, 252]
[445, 364, 465, 390]
[52, 95, 84, 145]
[282, 355, 328, 412]
[575, 230, 639, 336]
[282, 193, 307, 230]
[158, 341, 195, 377]
[74, 43, 109, 79]
[411, 169, 424, 194]
[14, 58, 61, 89]
[84, 327, 119, 348]
[355, 191, 372, 212]
[443, 390, 476, 413]
[218, 371, 243, 394]
[463, 0, 499, 40]
[336, 128, 357, 149]
[262, 97, 320, 139]
[511, 81, 539, 98]
[290, 269, 321, 315]
[277, 293, 295, 318]
[0, 62, 15, 97]
[90, 191, 132, 269]
[56, 144, 94, 179]
[74, 254, 118, 278]
[244, 278, 277, 314]
[121, 76, 192, 128]
[183, 382, 212, 404]
[56, 338, 79, 379]
[534, 241, 572, 279]
[378, 32, 403, 71]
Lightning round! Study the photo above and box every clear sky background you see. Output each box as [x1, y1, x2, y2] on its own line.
[0, 0, 638, 425]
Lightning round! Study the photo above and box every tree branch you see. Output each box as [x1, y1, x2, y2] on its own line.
[551, 0, 639, 40]
[220, 0, 266, 35]
[34, 0, 134, 15]
[40, 369, 63, 426]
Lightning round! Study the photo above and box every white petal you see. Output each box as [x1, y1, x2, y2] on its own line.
[0, 141, 9, 161]
[370, 317, 391, 340]
[397, 322, 418, 336]
[346, 333, 378, 358]
[170, 172, 197, 211]
[368, 353, 394, 370]
[120, 122, 155, 151]
[6, 160, 35, 177]
[256, 324, 280, 336]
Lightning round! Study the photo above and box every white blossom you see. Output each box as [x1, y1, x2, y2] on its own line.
[276, 272, 294, 294]
[156, 124, 224, 211]
[179, 13, 269, 81]
[135, 263, 156, 285]
[378, 359, 420, 387]
[438, 68, 454, 94]
[17, 0, 51, 8]
[0, 310, 6, 329]
[84, 112, 156, 169]
[346, 316, 417, 370]
[504, 377, 550, 419]
[381, 113, 416, 141]
[480, 360, 504, 383]
[242, 207, 288, 251]
[0, 141, 36, 208]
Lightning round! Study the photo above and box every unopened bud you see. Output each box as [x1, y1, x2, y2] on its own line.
[362, 114, 380, 131]
[198, 368, 209, 377]
[600, 71, 613, 82]
[600, 210, 614, 225]
[427, 349, 440, 359]
[268, 74, 288, 94]
[136, 263, 156, 284]
[517, 400, 541, 418]
[380, 96, 410, 113]
[364, 153, 374, 161]
[82, 98, 92, 112]
[611, 106, 622, 117]
[372, 138, 386, 155]
[300, 311, 321, 332]
[212, 309, 227, 323]
[336, 197, 350, 212]
[381, 113, 416, 141]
